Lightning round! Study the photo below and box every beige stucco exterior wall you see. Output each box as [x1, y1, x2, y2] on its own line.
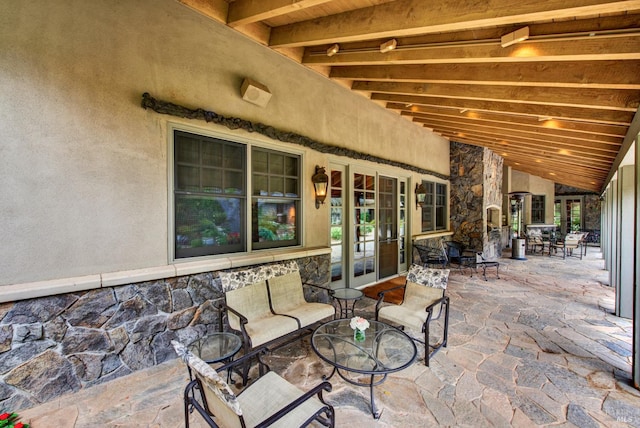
[511, 171, 555, 225]
[0, 0, 449, 290]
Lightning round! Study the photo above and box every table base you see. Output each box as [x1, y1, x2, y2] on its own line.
[322, 366, 388, 419]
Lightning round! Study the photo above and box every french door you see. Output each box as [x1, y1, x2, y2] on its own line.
[329, 165, 407, 289]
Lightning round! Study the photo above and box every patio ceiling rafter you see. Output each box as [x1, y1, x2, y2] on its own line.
[176, 0, 640, 192]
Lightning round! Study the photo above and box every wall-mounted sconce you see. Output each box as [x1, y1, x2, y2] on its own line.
[415, 182, 426, 209]
[311, 165, 329, 209]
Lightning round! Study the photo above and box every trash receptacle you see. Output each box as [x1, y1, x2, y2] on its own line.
[511, 238, 526, 260]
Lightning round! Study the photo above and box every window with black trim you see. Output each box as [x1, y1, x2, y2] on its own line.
[531, 195, 545, 224]
[421, 180, 448, 232]
[173, 130, 300, 259]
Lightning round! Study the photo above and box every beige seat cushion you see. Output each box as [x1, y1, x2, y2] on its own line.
[238, 371, 327, 428]
[268, 272, 334, 327]
[225, 280, 298, 345]
[378, 281, 444, 331]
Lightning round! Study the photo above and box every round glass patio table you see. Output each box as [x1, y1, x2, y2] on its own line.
[311, 319, 417, 419]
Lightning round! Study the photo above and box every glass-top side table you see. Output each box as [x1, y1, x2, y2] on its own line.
[329, 287, 364, 319]
[189, 332, 242, 364]
[188, 332, 242, 383]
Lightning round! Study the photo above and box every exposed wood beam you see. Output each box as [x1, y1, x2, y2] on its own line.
[414, 118, 622, 155]
[329, 61, 640, 89]
[389, 104, 628, 137]
[303, 34, 640, 66]
[228, 0, 333, 27]
[304, 13, 640, 54]
[406, 112, 624, 146]
[438, 129, 617, 164]
[269, 0, 640, 47]
[372, 93, 634, 125]
[177, 0, 228, 23]
[353, 81, 640, 111]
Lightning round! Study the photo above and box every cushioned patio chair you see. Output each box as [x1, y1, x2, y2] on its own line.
[550, 233, 584, 259]
[375, 264, 450, 366]
[172, 341, 335, 428]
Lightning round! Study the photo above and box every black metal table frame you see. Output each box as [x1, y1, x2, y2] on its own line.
[329, 288, 363, 319]
[312, 321, 417, 419]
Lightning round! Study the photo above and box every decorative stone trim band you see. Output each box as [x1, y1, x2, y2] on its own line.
[141, 93, 449, 181]
[0, 247, 331, 303]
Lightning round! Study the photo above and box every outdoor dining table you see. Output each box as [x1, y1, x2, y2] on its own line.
[311, 319, 417, 419]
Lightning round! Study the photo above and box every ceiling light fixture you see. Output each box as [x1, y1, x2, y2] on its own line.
[326, 44, 339, 57]
[379, 39, 397, 53]
[500, 26, 530, 48]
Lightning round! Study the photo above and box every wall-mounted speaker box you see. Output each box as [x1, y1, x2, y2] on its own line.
[240, 78, 272, 107]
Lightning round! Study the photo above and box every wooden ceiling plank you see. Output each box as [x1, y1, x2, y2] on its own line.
[304, 34, 640, 66]
[269, 0, 640, 47]
[304, 13, 640, 55]
[438, 129, 617, 163]
[177, 0, 229, 23]
[407, 112, 624, 146]
[417, 118, 622, 154]
[353, 81, 640, 111]
[330, 61, 640, 89]
[390, 103, 628, 137]
[228, 0, 334, 27]
[372, 93, 634, 125]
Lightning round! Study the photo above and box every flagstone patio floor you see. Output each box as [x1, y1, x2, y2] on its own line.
[17, 248, 640, 427]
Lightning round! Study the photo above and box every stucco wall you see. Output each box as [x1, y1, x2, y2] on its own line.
[510, 171, 555, 225]
[0, 0, 448, 288]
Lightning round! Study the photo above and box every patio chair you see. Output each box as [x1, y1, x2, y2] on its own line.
[444, 241, 476, 273]
[375, 264, 450, 366]
[413, 242, 448, 269]
[172, 341, 335, 428]
[550, 233, 584, 259]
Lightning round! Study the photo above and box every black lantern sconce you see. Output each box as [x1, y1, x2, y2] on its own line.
[311, 166, 329, 209]
[415, 182, 427, 209]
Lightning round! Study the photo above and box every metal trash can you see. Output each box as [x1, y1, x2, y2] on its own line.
[511, 238, 526, 260]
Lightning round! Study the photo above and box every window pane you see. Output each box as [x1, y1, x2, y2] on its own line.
[201, 168, 222, 193]
[253, 150, 268, 173]
[252, 199, 298, 248]
[251, 148, 300, 250]
[175, 195, 244, 258]
[177, 165, 199, 191]
[270, 153, 284, 175]
[174, 130, 246, 259]
[176, 136, 199, 164]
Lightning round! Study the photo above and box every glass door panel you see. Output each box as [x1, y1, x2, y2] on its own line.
[378, 176, 398, 279]
[352, 172, 376, 287]
[330, 167, 345, 288]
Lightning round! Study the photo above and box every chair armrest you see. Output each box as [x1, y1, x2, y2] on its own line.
[217, 347, 269, 373]
[424, 295, 449, 322]
[220, 302, 249, 326]
[254, 381, 333, 428]
[375, 284, 406, 317]
[302, 281, 330, 291]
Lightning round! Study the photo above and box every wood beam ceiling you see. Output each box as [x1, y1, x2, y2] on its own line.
[175, 0, 640, 193]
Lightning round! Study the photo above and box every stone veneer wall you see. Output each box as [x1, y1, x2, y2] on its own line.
[0, 255, 330, 410]
[449, 142, 504, 257]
